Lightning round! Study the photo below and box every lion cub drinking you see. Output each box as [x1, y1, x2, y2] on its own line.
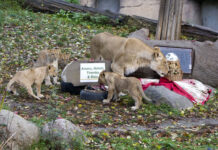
[98, 71, 152, 110]
[7, 65, 57, 100]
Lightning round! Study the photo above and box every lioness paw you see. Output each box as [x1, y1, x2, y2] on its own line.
[103, 99, 110, 104]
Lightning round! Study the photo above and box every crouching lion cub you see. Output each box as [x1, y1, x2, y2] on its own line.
[33, 49, 70, 85]
[7, 65, 57, 100]
[98, 71, 152, 110]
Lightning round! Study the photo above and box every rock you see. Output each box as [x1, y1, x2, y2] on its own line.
[61, 60, 111, 95]
[0, 109, 40, 150]
[128, 28, 149, 42]
[61, 60, 111, 86]
[144, 86, 194, 110]
[41, 119, 87, 149]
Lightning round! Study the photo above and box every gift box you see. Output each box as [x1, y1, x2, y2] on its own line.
[165, 60, 183, 81]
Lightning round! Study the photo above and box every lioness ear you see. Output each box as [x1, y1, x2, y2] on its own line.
[48, 65, 51, 70]
[153, 51, 159, 58]
[153, 51, 160, 59]
[154, 47, 160, 51]
[153, 47, 161, 59]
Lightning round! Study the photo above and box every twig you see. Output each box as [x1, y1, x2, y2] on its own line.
[0, 131, 17, 150]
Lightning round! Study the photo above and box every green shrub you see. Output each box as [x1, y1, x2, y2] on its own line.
[64, 0, 79, 4]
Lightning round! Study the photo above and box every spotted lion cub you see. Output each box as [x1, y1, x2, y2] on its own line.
[7, 65, 57, 100]
[98, 71, 152, 110]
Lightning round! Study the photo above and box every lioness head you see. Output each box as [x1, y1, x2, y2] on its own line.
[150, 47, 169, 77]
[47, 65, 57, 77]
[98, 71, 107, 85]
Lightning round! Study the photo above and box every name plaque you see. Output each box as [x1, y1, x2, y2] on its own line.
[80, 63, 105, 82]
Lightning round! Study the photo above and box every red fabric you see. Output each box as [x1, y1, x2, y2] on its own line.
[142, 77, 197, 104]
[202, 89, 212, 105]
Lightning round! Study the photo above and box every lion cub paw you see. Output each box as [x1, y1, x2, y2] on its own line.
[45, 82, 52, 86]
[55, 82, 60, 85]
[38, 94, 44, 98]
[13, 91, 19, 96]
[103, 99, 110, 104]
[131, 106, 139, 111]
[35, 96, 41, 100]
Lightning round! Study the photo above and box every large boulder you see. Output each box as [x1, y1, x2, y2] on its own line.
[61, 60, 111, 94]
[128, 28, 149, 41]
[0, 109, 40, 150]
[144, 86, 194, 110]
[61, 60, 111, 86]
[41, 119, 87, 149]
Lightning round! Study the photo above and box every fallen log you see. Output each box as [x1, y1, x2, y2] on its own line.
[24, 0, 218, 41]
[24, 0, 121, 19]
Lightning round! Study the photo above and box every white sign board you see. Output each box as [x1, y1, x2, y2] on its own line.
[80, 63, 105, 82]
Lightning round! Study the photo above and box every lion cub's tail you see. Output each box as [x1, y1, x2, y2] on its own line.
[138, 84, 152, 102]
[6, 77, 16, 92]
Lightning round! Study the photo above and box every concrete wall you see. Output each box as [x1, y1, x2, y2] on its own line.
[79, 0, 218, 28]
[119, 0, 160, 20]
[80, 0, 95, 7]
[96, 0, 120, 13]
[183, 0, 202, 25]
[202, 1, 218, 31]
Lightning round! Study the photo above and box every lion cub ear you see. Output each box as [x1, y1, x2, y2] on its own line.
[101, 70, 106, 77]
[48, 65, 52, 70]
[32, 58, 37, 64]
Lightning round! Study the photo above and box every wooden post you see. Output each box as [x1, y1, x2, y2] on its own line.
[156, 0, 184, 40]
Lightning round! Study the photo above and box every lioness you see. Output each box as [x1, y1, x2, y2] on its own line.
[7, 65, 57, 100]
[98, 71, 152, 110]
[33, 49, 70, 85]
[90, 32, 168, 76]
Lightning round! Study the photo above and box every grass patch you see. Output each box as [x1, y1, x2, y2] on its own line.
[87, 129, 218, 150]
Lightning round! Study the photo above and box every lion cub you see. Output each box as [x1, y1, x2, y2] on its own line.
[98, 71, 152, 110]
[7, 65, 57, 100]
[33, 49, 70, 85]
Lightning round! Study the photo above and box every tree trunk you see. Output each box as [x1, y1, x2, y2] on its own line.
[156, 0, 184, 40]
